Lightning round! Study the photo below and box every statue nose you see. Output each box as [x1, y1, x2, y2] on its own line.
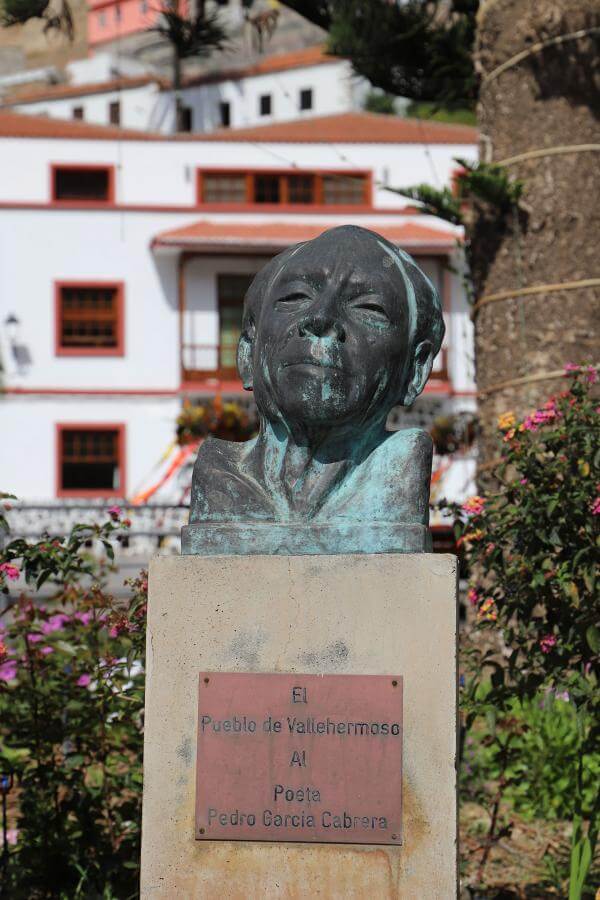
[298, 314, 346, 342]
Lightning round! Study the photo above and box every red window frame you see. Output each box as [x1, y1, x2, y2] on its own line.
[54, 281, 125, 357]
[56, 423, 126, 499]
[196, 167, 373, 211]
[50, 164, 116, 206]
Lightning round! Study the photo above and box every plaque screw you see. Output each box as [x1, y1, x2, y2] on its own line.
[391, 680, 398, 687]
[392, 834, 398, 840]
[204, 677, 210, 684]
[199, 828, 205, 834]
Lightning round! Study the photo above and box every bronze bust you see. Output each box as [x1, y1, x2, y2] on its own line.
[182, 225, 444, 555]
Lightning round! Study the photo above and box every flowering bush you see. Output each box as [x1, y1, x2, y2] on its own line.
[0, 503, 146, 898]
[176, 396, 256, 445]
[450, 366, 599, 897]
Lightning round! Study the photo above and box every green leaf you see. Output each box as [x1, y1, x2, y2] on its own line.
[585, 625, 600, 654]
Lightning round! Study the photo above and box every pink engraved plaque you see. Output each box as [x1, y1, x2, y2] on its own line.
[195, 672, 403, 844]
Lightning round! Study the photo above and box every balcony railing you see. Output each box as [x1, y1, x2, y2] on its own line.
[2, 502, 188, 558]
[181, 342, 241, 384]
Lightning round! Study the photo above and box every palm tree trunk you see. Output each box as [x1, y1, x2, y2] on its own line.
[173, 48, 183, 133]
[472, 0, 600, 470]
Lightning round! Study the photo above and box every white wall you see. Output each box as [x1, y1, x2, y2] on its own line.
[11, 61, 367, 135]
[0, 135, 476, 206]
[0, 396, 179, 500]
[12, 84, 161, 132]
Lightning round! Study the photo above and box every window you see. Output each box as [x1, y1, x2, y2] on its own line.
[259, 94, 272, 116]
[72, 106, 84, 120]
[218, 275, 254, 371]
[254, 173, 280, 204]
[299, 88, 313, 111]
[57, 426, 124, 497]
[198, 170, 370, 207]
[109, 101, 120, 125]
[322, 174, 367, 205]
[202, 173, 247, 203]
[288, 173, 315, 204]
[55, 282, 124, 356]
[180, 106, 193, 132]
[52, 165, 113, 203]
[114, 4, 121, 20]
[219, 100, 231, 128]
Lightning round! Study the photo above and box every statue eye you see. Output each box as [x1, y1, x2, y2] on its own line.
[276, 292, 312, 306]
[352, 300, 390, 322]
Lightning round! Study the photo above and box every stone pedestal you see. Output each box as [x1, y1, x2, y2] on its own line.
[141, 554, 458, 899]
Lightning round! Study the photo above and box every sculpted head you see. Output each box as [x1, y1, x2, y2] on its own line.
[237, 225, 445, 434]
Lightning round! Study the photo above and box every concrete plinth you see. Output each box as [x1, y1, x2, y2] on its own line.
[141, 553, 458, 899]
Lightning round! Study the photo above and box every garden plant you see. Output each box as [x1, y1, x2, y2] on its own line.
[0, 507, 146, 899]
[453, 365, 600, 896]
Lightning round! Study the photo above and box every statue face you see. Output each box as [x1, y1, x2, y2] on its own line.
[250, 230, 413, 429]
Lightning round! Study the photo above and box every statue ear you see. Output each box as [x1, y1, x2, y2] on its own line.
[237, 324, 254, 391]
[403, 340, 434, 406]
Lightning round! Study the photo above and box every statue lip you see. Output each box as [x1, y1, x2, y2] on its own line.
[281, 358, 344, 371]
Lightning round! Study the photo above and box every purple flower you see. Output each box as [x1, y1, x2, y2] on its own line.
[27, 633, 43, 643]
[40, 613, 70, 635]
[76, 673, 91, 687]
[74, 610, 94, 626]
[540, 634, 557, 654]
[0, 659, 18, 682]
[40, 646, 54, 656]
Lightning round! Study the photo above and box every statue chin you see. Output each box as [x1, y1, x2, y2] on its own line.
[267, 367, 370, 430]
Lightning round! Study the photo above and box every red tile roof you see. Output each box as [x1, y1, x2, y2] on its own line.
[4, 75, 165, 107]
[152, 220, 456, 252]
[181, 112, 478, 145]
[0, 109, 162, 140]
[180, 45, 338, 90]
[0, 109, 477, 145]
[3, 46, 335, 107]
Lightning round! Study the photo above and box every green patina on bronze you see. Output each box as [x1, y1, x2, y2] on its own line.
[182, 225, 445, 556]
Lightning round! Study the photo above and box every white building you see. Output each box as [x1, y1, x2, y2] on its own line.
[3, 47, 376, 134]
[0, 108, 477, 542]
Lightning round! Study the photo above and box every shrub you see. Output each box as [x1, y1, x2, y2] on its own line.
[0, 506, 146, 899]
[451, 365, 599, 897]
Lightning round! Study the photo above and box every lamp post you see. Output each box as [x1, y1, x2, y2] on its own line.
[3, 314, 19, 346]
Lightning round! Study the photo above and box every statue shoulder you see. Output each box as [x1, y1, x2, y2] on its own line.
[189, 436, 249, 523]
[189, 436, 275, 523]
[382, 427, 433, 471]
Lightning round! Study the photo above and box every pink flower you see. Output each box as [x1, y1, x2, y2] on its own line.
[74, 610, 94, 626]
[564, 362, 580, 373]
[462, 496, 486, 516]
[26, 633, 43, 643]
[0, 659, 18, 682]
[0, 563, 20, 581]
[6, 828, 18, 846]
[540, 634, 557, 654]
[520, 478, 528, 485]
[40, 613, 70, 635]
[591, 497, 600, 516]
[585, 366, 597, 384]
[467, 588, 480, 606]
[522, 415, 538, 432]
[76, 673, 91, 687]
[40, 646, 54, 656]
[108, 505, 122, 520]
